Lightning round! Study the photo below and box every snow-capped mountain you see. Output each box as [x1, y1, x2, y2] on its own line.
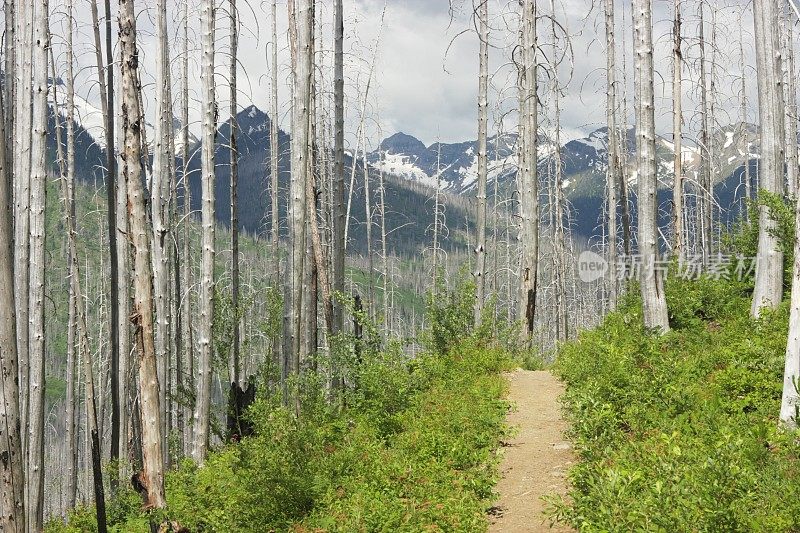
[49, 77, 198, 156]
[371, 123, 764, 199]
[368, 132, 531, 192]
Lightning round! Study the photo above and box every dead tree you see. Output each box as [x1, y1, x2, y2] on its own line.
[474, 0, 489, 324]
[119, 0, 166, 507]
[518, 0, 539, 342]
[27, 0, 49, 527]
[0, 19, 24, 531]
[193, 0, 218, 463]
[751, 0, 786, 317]
[633, 0, 669, 332]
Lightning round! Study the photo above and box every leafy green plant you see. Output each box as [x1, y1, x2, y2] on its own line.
[549, 274, 800, 532]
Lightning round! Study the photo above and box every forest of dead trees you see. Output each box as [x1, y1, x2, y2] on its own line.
[1, 0, 800, 530]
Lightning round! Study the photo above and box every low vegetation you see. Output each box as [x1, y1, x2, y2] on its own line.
[49, 284, 515, 532]
[551, 270, 800, 531]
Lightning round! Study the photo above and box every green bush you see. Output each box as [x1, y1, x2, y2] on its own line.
[550, 275, 800, 532]
[50, 285, 514, 533]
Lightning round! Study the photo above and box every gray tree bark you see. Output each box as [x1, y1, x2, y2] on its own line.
[153, 0, 173, 466]
[751, 0, 786, 317]
[180, 0, 193, 458]
[230, 0, 241, 386]
[672, 0, 683, 264]
[332, 0, 345, 345]
[26, 0, 49, 527]
[287, 0, 313, 392]
[633, 0, 670, 332]
[474, 0, 488, 325]
[119, 0, 166, 507]
[518, 0, 539, 342]
[604, 0, 619, 309]
[193, 0, 217, 463]
[0, 17, 25, 531]
[13, 0, 31, 464]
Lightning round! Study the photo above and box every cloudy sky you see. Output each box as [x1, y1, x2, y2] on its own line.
[59, 0, 761, 151]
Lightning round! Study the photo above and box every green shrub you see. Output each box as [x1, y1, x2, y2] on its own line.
[551, 275, 800, 532]
[52, 285, 515, 532]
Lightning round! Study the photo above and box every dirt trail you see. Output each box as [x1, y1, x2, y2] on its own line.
[489, 370, 574, 533]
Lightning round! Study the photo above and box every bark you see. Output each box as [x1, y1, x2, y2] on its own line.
[549, 0, 567, 341]
[3, 0, 13, 174]
[90, 0, 122, 480]
[783, 5, 798, 196]
[698, 3, 712, 265]
[193, 0, 217, 463]
[363, 141, 374, 319]
[332, 0, 345, 342]
[288, 0, 313, 387]
[604, 0, 619, 309]
[751, 0, 786, 316]
[230, 0, 241, 386]
[633, 0, 669, 332]
[740, 20, 751, 217]
[270, 0, 281, 349]
[115, 36, 133, 473]
[119, 0, 166, 507]
[432, 142, 442, 290]
[518, 0, 539, 342]
[379, 160, 389, 338]
[52, 50, 109, 532]
[14, 0, 31, 462]
[153, 0, 173, 466]
[27, 0, 49, 527]
[474, 0, 488, 325]
[180, 0, 193, 458]
[672, 0, 683, 264]
[0, 28, 25, 533]
[63, 1, 79, 509]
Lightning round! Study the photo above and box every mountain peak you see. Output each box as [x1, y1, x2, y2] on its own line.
[379, 132, 427, 156]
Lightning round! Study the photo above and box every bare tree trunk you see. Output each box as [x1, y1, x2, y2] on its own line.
[518, 0, 539, 342]
[230, 0, 241, 387]
[62, 1, 79, 509]
[549, 0, 568, 341]
[0, 27, 25, 533]
[432, 142, 442, 291]
[633, 0, 669, 332]
[119, 0, 166, 507]
[332, 0, 345, 345]
[751, 0, 786, 317]
[153, 0, 173, 467]
[268, 0, 283, 387]
[14, 0, 31, 464]
[193, 0, 217, 463]
[672, 0, 683, 264]
[90, 0, 122, 482]
[474, 0, 488, 325]
[115, 39, 133, 472]
[783, 5, 798, 196]
[698, 3, 712, 265]
[52, 51, 109, 532]
[26, 0, 49, 527]
[740, 16, 751, 218]
[289, 0, 313, 392]
[604, 0, 619, 309]
[179, 0, 193, 457]
[3, 0, 13, 169]
[363, 141, 374, 319]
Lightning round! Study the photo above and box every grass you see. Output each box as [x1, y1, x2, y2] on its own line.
[549, 273, 800, 531]
[49, 284, 515, 532]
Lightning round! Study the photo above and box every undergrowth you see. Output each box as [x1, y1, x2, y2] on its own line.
[48, 281, 514, 532]
[550, 272, 800, 531]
